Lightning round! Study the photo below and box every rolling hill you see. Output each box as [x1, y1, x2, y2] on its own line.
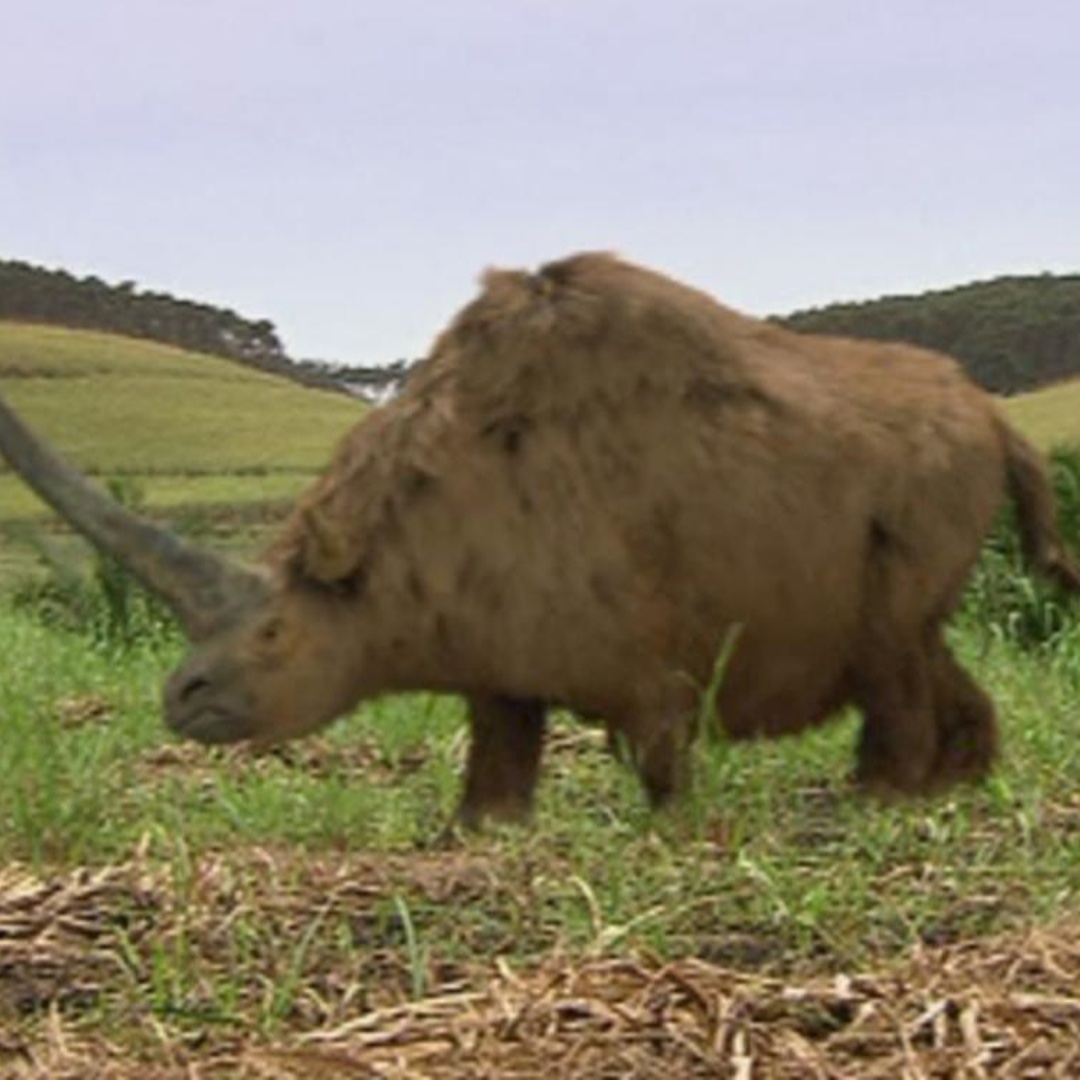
[0, 322, 365, 527]
[1001, 376, 1080, 451]
[778, 273, 1080, 395]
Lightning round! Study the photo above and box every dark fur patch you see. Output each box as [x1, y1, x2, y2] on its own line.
[433, 611, 453, 652]
[455, 550, 480, 594]
[868, 518, 892, 551]
[683, 377, 779, 413]
[403, 465, 435, 498]
[405, 567, 427, 603]
[290, 562, 365, 600]
[482, 416, 530, 457]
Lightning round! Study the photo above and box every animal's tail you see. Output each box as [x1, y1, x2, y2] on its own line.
[1001, 418, 1080, 593]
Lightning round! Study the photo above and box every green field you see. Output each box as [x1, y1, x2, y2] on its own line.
[1004, 376, 1080, 451]
[0, 322, 365, 527]
[2, 322, 1080, 1076]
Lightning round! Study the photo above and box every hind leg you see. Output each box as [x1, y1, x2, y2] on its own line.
[458, 695, 547, 828]
[851, 646, 939, 796]
[926, 641, 999, 790]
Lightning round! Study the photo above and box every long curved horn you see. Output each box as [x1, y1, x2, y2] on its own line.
[0, 392, 265, 639]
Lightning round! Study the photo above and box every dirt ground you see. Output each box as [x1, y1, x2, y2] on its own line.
[2, 855, 1079, 1079]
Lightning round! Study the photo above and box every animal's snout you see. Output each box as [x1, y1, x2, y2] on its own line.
[164, 665, 211, 718]
[163, 662, 252, 744]
[175, 673, 210, 705]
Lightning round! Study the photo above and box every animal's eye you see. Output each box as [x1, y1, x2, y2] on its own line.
[258, 618, 284, 645]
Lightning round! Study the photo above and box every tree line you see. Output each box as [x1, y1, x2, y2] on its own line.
[0, 259, 286, 370]
[777, 273, 1080, 395]
[3, 257, 1079, 398]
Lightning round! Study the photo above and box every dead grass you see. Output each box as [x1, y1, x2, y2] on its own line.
[2, 851, 1079, 1079]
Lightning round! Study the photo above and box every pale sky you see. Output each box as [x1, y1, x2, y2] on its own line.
[2, 1, 1077, 365]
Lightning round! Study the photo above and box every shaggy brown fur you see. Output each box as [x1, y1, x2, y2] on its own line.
[194, 251, 1078, 824]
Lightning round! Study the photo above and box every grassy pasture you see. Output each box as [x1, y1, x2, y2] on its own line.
[3, 376, 343, 474]
[2, 322, 1080, 1074]
[0, 322, 364, 531]
[1004, 375, 1080, 451]
[0, 471, 311, 521]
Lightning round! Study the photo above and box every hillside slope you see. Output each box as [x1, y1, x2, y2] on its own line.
[0, 322, 365, 523]
[0, 257, 285, 370]
[779, 274, 1080, 394]
[1003, 377, 1080, 450]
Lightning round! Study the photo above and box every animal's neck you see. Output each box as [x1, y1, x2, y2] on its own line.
[337, 563, 462, 699]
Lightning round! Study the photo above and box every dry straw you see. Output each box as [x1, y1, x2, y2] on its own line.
[2, 855, 1079, 1078]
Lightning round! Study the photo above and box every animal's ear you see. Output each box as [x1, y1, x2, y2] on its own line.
[298, 506, 363, 584]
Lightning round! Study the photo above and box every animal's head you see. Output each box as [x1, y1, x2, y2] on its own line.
[162, 575, 365, 746]
[0, 394, 361, 747]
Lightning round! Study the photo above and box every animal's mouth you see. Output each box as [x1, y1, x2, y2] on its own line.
[166, 704, 255, 745]
[164, 663, 256, 745]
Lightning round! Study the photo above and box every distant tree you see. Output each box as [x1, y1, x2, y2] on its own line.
[778, 274, 1080, 394]
[0, 257, 288, 375]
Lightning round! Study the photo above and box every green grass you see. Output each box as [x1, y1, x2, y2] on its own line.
[0, 470, 317, 520]
[3, 601, 1079, 974]
[3, 376, 355, 474]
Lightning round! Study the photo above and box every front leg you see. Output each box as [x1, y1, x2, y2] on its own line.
[611, 707, 696, 809]
[630, 722, 694, 808]
[458, 695, 547, 828]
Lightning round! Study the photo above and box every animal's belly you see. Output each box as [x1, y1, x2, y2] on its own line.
[719, 684, 847, 739]
[711, 630, 853, 739]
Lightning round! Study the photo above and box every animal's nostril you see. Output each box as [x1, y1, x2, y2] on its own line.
[178, 675, 210, 704]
